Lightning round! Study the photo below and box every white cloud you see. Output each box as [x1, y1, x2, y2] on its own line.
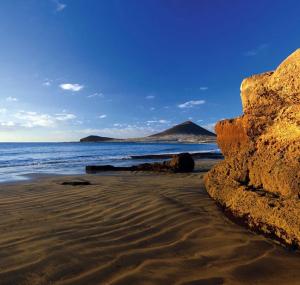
[7, 111, 78, 128]
[0, 108, 7, 114]
[43, 80, 51, 86]
[15, 111, 55, 128]
[199, 86, 208, 91]
[158, 119, 168, 124]
[87, 92, 104, 98]
[98, 114, 107, 119]
[0, 121, 15, 127]
[178, 100, 205, 108]
[60, 83, 84, 92]
[55, 1, 67, 12]
[6, 96, 18, 102]
[243, 43, 269, 57]
[146, 95, 155, 99]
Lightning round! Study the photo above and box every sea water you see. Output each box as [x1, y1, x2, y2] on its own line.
[0, 142, 219, 182]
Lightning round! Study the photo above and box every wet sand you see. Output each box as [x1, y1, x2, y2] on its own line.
[0, 160, 300, 284]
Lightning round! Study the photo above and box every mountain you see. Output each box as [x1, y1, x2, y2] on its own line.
[79, 121, 216, 143]
[149, 121, 216, 137]
[80, 135, 116, 142]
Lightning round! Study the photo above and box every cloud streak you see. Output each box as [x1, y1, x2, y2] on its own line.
[178, 100, 205, 108]
[199, 86, 208, 91]
[54, 0, 67, 12]
[55, 113, 77, 121]
[146, 119, 169, 124]
[87, 92, 104, 98]
[243, 43, 269, 57]
[146, 95, 155, 99]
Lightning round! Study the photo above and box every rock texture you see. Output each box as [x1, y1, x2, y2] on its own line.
[205, 49, 300, 247]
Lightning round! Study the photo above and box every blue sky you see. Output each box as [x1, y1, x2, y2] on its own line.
[0, 0, 299, 141]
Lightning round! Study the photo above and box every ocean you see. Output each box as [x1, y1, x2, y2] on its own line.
[0, 142, 219, 182]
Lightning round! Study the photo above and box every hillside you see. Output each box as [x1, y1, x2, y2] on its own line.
[80, 121, 216, 143]
[149, 121, 216, 137]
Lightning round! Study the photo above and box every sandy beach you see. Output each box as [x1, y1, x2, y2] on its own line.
[1, 160, 300, 285]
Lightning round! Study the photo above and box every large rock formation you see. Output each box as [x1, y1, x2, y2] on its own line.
[205, 49, 300, 247]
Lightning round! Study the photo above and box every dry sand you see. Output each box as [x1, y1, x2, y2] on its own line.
[0, 160, 300, 285]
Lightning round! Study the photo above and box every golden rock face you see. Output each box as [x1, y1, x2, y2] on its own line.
[217, 49, 300, 196]
[205, 49, 300, 246]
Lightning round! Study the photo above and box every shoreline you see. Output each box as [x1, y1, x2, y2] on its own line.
[0, 151, 221, 184]
[0, 158, 220, 185]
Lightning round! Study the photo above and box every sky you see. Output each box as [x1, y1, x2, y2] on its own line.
[0, 0, 300, 142]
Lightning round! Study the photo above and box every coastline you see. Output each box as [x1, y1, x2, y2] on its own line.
[0, 158, 220, 185]
[0, 147, 220, 184]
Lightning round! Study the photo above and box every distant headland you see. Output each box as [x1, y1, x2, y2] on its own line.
[80, 120, 216, 143]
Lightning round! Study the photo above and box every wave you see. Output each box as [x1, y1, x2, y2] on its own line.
[0, 142, 219, 182]
[0, 155, 133, 169]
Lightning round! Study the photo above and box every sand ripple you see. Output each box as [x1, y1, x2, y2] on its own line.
[0, 172, 300, 284]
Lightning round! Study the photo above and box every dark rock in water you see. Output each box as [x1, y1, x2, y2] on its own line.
[131, 152, 223, 160]
[86, 165, 131, 173]
[86, 153, 195, 173]
[61, 181, 91, 186]
[169, 153, 195, 172]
